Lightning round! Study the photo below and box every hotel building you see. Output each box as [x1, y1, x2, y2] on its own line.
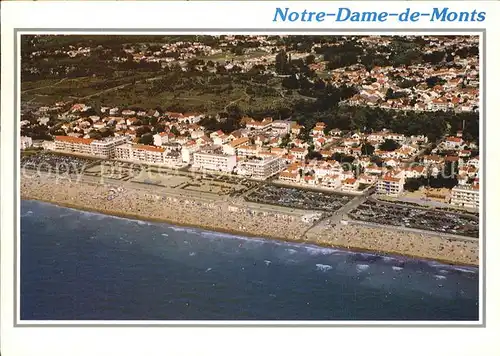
[115, 144, 167, 165]
[237, 156, 285, 180]
[54, 136, 94, 155]
[90, 136, 129, 158]
[193, 146, 237, 172]
[450, 183, 480, 210]
[54, 135, 129, 158]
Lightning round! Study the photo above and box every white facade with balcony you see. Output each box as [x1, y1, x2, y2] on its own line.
[450, 184, 480, 210]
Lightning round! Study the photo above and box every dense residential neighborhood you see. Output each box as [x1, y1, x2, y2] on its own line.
[20, 102, 480, 210]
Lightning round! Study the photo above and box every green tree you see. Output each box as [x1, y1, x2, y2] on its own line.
[444, 160, 459, 179]
[404, 178, 424, 192]
[305, 54, 315, 65]
[426, 76, 445, 88]
[385, 88, 394, 100]
[351, 109, 368, 131]
[361, 143, 375, 156]
[275, 49, 289, 75]
[139, 133, 154, 145]
[279, 133, 291, 148]
[170, 126, 180, 136]
[379, 139, 400, 151]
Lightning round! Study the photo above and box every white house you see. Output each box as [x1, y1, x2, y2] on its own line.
[153, 132, 170, 147]
[20, 136, 33, 150]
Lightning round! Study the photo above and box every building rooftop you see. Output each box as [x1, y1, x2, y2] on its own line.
[132, 144, 165, 153]
[55, 135, 94, 145]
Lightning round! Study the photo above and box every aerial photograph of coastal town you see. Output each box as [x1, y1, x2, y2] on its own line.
[20, 35, 480, 321]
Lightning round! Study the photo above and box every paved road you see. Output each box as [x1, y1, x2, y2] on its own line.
[301, 193, 369, 237]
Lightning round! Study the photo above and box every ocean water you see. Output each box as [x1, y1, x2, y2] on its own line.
[21, 200, 479, 321]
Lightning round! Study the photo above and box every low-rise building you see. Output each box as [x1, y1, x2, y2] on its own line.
[342, 178, 359, 192]
[236, 144, 260, 157]
[20, 136, 33, 150]
[376, 174, 405, 196]
[321, 174, 342, 189]
[271, 120, 292, 135]
[289, 147, 308, 161]
[279, 171, 300, 183]
[38, 140, 54, 151]
[223, 137, 250, 155]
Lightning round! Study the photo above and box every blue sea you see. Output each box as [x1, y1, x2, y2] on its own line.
[21, 200, 479, 321]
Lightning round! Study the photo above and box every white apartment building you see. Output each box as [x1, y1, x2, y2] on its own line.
[90, 136, 129, 158]
[376, 174, 405, 196]
[54, 135, 129, 158]
[131, 145, 165, 164]
[181, 143, 199, 163]
[450, 183, 480, 210]
[279, 171, 300, 183]
[20, 136, 33, 150]
[116, 143, 174, 165]
[115, 144, 133, 161]
[54, 136, 94, 155]
[237, 156, 285, 180]
[271, 120, 292, 135]
[193, 147, 237, 172]
[236, 145, 260, 157]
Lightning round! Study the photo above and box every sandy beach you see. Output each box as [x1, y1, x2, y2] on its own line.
[21, 173, 479, 266]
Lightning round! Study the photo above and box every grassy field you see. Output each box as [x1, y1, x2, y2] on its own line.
[21, 35, 317, 114]
[21, 65, 311, 114]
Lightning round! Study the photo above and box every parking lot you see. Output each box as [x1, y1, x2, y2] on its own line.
[20, 153, 98, 175]
[349, 200, 479, 238]
[246, 184, 352, 212]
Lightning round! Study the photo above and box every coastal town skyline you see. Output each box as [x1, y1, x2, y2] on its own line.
[19, 34, 480, 321]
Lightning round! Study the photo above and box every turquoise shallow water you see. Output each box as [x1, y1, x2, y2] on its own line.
[21, 200, 479, 321]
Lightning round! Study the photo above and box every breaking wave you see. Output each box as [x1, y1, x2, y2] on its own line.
[303, 246, 336, 256]
[356, 264, 370, 272]
[316, 264, 332, 272]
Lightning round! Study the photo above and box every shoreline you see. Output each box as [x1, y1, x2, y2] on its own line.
[21, 194, 479, 268]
